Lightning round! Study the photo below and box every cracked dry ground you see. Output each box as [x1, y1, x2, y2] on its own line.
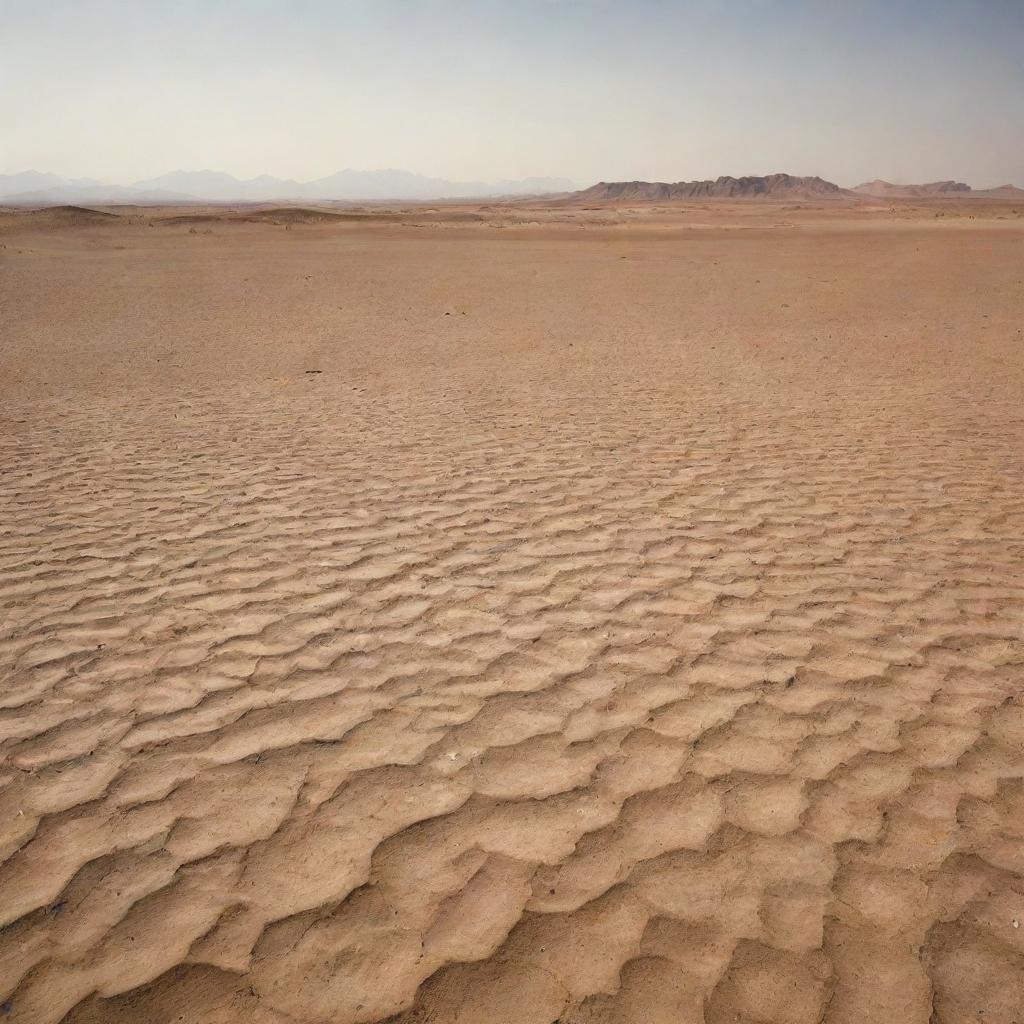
[1, 217, 1023, 1024]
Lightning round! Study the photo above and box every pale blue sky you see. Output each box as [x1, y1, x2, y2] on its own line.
[3, 0, 1023, 186]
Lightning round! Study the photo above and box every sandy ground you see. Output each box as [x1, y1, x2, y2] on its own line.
[1, 202, 1023, 1024]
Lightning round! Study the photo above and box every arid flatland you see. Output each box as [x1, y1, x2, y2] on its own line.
[1, 200, 1023, 1024]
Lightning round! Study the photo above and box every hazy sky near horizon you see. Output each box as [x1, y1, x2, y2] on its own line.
[3, 0, 1023, 187]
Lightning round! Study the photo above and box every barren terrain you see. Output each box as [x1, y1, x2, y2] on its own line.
[1, 200, 1023, 1023]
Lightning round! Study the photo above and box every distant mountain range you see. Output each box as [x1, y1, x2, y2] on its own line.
[852, 179, 1024, 199]
[574, 174, 1024, 203]
[5, 169, 1021, 207]
[0, 169, 576, 205]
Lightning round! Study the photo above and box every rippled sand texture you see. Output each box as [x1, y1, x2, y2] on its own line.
[1, 211, 1023, 1023]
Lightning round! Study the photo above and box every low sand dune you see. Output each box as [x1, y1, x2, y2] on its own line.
[0, 205, 120, 230]
[158, 208, 404, 227]
[1, 206, 1022, 1023]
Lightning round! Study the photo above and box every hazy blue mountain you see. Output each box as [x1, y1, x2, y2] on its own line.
[2, 168, 576, 204]
[131, 170, 303, 201]
[2, 183, 198, 205]
[302, 169, 574, 199]
[0, 170, 103, 197]
[134, 169, 574, 201]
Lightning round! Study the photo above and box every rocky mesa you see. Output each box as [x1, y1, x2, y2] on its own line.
[573, 173, 848, 201]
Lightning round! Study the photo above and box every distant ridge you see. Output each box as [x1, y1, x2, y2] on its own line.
[0, 169, 576, 205]
[6, 169, 1020, 208]
[6, 205, 120, 228]
[574, 174, 848, 202]
[853, 179, 970, 198]
[977, 184, 1024, 199]
[853, 179, 1024, 199]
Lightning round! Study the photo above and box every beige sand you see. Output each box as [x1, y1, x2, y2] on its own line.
[1, 201, 1022, 1024]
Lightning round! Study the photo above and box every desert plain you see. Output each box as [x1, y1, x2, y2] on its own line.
[1, 197, 1023, 1023]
